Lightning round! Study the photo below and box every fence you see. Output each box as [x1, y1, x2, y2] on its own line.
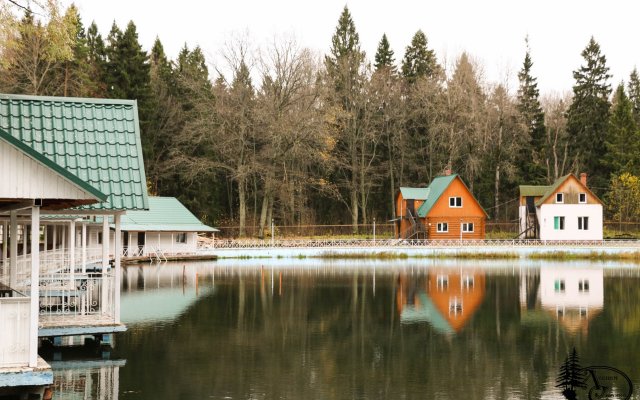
[0, 295, 30, 367]
[213, 221, 640, 239]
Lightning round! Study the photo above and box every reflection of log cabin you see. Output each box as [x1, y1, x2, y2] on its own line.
[394, 171, 487, 239]
[539, 267, 603, 335]
[397, 269, 485, 334]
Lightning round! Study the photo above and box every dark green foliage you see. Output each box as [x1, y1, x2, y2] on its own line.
[566, 37, 612, 191]
[605, 84, 640, 175]
[325, 6, 365, 96]
[401, 30, 440, 83]
[374, 33, 396, 73]
[516, 47, 546, 184]
[628, 68, 640, 125]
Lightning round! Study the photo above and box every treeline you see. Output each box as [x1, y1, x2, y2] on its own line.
[2, 4, 640, 235]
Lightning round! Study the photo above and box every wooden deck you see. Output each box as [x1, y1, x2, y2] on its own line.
[39, 315, 126, 337]
[122, 253, 217, 265]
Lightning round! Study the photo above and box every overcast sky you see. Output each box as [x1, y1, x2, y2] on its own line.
[66, 0, 638, 96]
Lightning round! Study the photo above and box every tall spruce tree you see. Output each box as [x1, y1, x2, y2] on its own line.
[516, 43, 546, 183]
[628, 68, 640, 125]
[605, 84, 640, 175]
[374, 33, 396, 73]
[86, 21, 107, 94]
[566, 37, 612, 190]
[401, 30, 440, 83]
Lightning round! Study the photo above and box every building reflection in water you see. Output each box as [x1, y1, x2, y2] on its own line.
[397, 267, 486, 335]
[520, 265, 604, 336]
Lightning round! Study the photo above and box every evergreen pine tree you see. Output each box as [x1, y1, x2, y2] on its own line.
[86, 21, 107, 95]
[401, 30, 440, 83]
[605, 84, 640, 175]
[516, 43, 547, 183]
[374, 33, 396, 73]
[325, 6, 366, 95]
[566, 37, 612, 190]
[628, 68, 640, 125]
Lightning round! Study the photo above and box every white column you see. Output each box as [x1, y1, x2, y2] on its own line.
[52, 225, 57, 252]
[82, 223, 87, 273]
[29, 206, 40, 368]
[69, 221, 76, 277]
[102, 218, 109, 271]
[10, 211, 17, 288]
[1, 222, 7, 279]
[114, 214, 121, 324]
[43, 225, 48, 252]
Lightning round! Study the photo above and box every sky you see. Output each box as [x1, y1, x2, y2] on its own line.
[64, 0, 638, 96]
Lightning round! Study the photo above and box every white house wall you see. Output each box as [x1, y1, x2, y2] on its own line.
[540, 267, 603, 309]
[538, 204, 603, 240]
[85, 227, 198, 257]
[0, 140, 93, 200]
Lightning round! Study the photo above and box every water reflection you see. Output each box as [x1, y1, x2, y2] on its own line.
[48, 261, 640, 399]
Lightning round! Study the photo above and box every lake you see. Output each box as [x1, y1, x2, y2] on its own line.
[46, 259, 640, 399]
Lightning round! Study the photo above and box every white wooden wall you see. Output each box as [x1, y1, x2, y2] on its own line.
[0, 139, 93, 200]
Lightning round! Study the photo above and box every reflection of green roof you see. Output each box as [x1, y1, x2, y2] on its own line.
[399, 187, 430, 200]
[117, 197, 217, 232]
[0, 94, 148, 210]
[519, 185, 550, 198]
[400, 292, 454, 335]
[121, 287, 207, 325]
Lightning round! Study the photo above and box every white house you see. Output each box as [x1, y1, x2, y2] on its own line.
[0, 93, 149, 396]
[518, 173, 603, 240]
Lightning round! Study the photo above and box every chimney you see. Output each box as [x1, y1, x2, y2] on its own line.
[444, 169, 452, 176]
[580, 172, 587, 187]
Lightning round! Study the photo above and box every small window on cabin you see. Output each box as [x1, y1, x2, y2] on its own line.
[579, 279, 589, 293]
[578, 216, 589, 230]
[437, 275, 448, 290]
[462, 275, 474, 290]
[556, 193, 564, 203]
[449, 297, 463, 315]
[579, 193, 587, 203]
[462, 223, 474, 233]
[97, 232, 103, 245]
[437, 222, 448, 233]
[554, 279, 565, 293]
[176, 233, 187, 243]
[554, 216, 565, 230]
[449, 197, 462, 208]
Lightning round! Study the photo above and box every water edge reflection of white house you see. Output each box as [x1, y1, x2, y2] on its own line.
[0, 94, 149, 396]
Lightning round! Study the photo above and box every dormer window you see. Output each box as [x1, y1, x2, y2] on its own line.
[449, 197, 462, 208]
[579, 193, 587, 203]
[556, 193, 564, 203]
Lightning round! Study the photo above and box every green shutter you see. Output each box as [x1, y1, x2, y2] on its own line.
[554, 216, 559, 230]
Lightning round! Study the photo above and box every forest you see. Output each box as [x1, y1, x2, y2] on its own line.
[1, 2, 640, 236]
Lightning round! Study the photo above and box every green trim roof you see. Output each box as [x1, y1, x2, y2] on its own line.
[116, 197, 217, 232]
[399, 187, 430, 200]
[535, 174, 572, 206]
[0, 94, 149, 211]
[414, 174, 456, 217]
[519, 185, 551, 198]
[0, 128, 107, 201]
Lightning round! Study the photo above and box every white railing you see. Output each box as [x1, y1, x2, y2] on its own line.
[0, 295, 30, 367]
[122, 245, 144, 257]
[38, 272, 114, 325]
[207, 238, 640, 249]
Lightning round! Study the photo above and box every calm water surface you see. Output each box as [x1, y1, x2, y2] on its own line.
[47, 260, 640, 399]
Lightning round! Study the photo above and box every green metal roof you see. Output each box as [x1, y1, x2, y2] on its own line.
[416, 174, 457, 217]
[399, 187, 430, 200]
[116, 197, 217, 232]
[0, 94, 149, 211]
[535, 174, 572, 206]
[519, 185, 551, 198]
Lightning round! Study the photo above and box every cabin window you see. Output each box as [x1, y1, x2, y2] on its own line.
[554, 216, 565, 230]
[437, 275, 448, 290]
[437, 222, 448, 233]
[579, 193, 587, 203]
[97, 232, 103, 245]
[462, 275, 474, 290]
[449, 297, 463, 315]
[556, 193, 564, 203]
[554, 279, 565, 293]
[579, 279, 589, 293]
[462, 222, 474, 233]
[578, 216, 589, 230]
[449, 197, 462, 208]
[176, 233, 187, 243]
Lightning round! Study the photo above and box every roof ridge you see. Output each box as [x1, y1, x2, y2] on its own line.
[0, 93, 136, 106]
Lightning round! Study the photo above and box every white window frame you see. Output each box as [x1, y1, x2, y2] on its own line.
[578, 216, 589, 231]
[579, 279, 589, 293]
[437, 275, 449, 290]
[437, 222, 448, 233]
[449, 197, 462, 208]
[462, 275, 474, 290]
[555, 192, 564, 203]
[462, 222, 474, 233]
[554, 279, 566, 293]
[578, 192, 587, 204]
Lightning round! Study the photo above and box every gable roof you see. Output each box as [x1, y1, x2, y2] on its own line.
[399, 187, 430, 200]
[534, 174, 603, 206]
[116, 197, 217, 232]
[415, 174, 488, 218]
[0, 94, 149, 211]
